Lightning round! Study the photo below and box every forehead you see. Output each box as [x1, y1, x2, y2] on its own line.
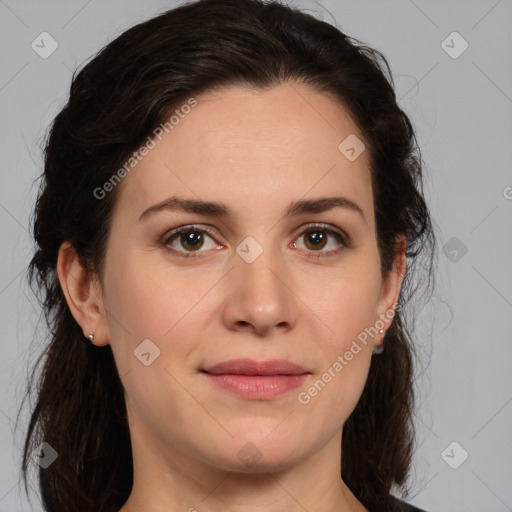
[113, 82, 373, 224]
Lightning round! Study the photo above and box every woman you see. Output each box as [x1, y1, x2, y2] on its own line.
[18, 0, 436, 510]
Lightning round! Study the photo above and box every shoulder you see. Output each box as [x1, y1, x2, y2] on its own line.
[392, 496, 428, 512]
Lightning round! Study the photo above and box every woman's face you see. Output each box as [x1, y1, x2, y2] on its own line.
[90, 83, 404, 475]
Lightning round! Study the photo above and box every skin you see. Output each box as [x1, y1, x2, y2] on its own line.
[58, 82, 406, 512]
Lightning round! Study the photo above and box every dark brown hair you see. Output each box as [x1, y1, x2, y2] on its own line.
[17, 0, 436, 511]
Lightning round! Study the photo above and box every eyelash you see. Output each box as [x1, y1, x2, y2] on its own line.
[160, 223, 351, 260]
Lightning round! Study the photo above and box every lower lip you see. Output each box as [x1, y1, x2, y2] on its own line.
[203, 373, 309, 399]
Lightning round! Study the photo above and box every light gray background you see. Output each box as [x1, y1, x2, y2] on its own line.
[1, 1, 511, 511]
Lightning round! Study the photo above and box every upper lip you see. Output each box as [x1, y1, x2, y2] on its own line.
[202, 358, 309, 376]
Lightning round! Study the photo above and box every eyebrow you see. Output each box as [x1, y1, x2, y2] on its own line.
[138, 195, 366, 223]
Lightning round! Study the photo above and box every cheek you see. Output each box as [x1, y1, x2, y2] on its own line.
[292, 259, 381, 410]
[297, 265, 380, 409]
[103, 248, 212, 340]
[102, 251, 206, 434]
[296, 333, 372, 445]
[303, 262, 382, 347]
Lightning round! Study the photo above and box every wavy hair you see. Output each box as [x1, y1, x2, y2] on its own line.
[17, 0, 436, 510]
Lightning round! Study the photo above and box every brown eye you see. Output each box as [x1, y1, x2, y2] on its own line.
[161, 223, 350, 260]
[293, 224, 350, 257]
[162, 225, 221, 258]
[177, 231, 205, 251]
[303, 230, 328, 251]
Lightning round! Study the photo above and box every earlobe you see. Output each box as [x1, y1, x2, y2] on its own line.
[56, 241, 109, 346]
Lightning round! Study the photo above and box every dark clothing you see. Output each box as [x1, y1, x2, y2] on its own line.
[393, 496, 427, 512]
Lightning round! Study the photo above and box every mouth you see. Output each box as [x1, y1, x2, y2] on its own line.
[201, 358, 310, 399]
[201, 358, 310, 376]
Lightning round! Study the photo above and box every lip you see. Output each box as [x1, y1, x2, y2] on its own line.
[202, 358, 309, 376]
[201, 358, 310, 400]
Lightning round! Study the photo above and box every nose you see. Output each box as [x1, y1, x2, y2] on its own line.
[221, 243, 298, 337]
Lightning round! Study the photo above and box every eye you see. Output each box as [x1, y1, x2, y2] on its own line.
[161, 225, 221, 258]
[161, 223, 350, 259]
[292, 223, 350, 259]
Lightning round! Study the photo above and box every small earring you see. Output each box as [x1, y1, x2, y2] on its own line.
[372, 329, 386, 355]
[87, 333, 94, 342]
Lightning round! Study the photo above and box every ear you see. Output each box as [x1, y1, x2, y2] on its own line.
[56, 241, 110, 346]
[375, 233, 407, 343]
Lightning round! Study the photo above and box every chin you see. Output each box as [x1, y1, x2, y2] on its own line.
[215, 450, 301, 475]
[209, 432, 303, 473]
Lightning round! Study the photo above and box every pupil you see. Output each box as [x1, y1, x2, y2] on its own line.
[309, 232, 322, 245]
